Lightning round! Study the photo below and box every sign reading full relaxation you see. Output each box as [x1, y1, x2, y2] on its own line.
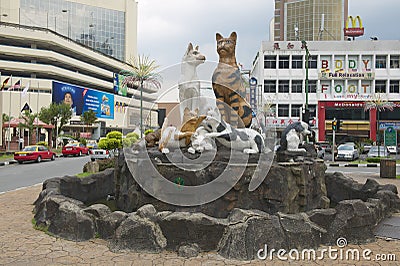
[318, 55, 374, 100]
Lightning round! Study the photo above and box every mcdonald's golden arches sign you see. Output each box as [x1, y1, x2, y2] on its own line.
[344, 16, 364, 37]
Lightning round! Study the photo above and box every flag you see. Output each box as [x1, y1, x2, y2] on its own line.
[9, 80, 21, 91]
[0, 76, 11, 90]
[22, 82, 30, 98]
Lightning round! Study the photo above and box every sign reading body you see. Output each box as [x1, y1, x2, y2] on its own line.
[52, 81, 114, 119]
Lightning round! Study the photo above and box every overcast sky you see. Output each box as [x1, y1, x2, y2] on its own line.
[137, 0, 400, 71]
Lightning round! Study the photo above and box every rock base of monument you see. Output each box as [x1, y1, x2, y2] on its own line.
[33, 150, 400, 260]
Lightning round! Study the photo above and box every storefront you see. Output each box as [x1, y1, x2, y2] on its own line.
[318, 101, 400, 144]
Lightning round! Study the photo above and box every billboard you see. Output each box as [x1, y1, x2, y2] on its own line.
[52, 81, 114, 119]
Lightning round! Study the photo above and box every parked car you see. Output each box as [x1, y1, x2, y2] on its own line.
[367, 146, 390, 158]
[86, 140, 98, 149]
[336, 144, 359, 161]
[62, 143, 90, 157]
[14, 145, 56, 164]
[89, 148, 113, 161]
[387, 146, 397, 154]
[361, 143, 372, 153]
[317, 141, 331, 153]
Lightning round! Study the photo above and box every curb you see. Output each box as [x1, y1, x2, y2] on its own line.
[1, 155, 63, 166]
[0, 160, 17, 166]
[327, 163, 385, 167]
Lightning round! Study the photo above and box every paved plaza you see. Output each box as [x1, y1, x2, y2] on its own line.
[0, 178, 399, 265]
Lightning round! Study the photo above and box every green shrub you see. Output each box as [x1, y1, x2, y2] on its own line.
[126, 132, 140, 139]
[106, 131, 122, 140]
[144, 129, 154, 136]
[79, 138, 87, 145]
[36, 141, 49, 148]
[97, 158, 115, 171]
[366, 157, 381, 163]
[98, 138, 121, 150]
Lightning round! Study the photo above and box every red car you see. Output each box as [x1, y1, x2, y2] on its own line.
[14, 145, 56, 164]
[62, 142, 89, 157]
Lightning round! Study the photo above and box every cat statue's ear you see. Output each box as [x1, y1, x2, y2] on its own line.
[185, 43, 193, 55]
[230, 32, 237, 41]
[216, 33, 223, 41]
[195, 45, 199, 51]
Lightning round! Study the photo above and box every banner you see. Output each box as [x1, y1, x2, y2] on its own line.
[52, 81, 114, 119]
[113, 73, 127, 96]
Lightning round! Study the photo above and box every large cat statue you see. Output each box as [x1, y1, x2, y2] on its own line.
[212, 32, 252, 128]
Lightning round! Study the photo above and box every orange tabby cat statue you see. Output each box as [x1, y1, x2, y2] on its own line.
[212, 31, 252, 128]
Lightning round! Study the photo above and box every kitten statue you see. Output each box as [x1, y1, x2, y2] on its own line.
[212, 32, 252, 128]
[202, 108, 265, 154]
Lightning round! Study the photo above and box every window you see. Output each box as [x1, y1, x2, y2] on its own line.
[278, 104, 289, 117]
[375, 80, 387, 93]
[307, 80, 317, 93]
[278, 80, 289, 93]
[291, 104, 302, 117]
[292, 80, 303, 93]
[376, 55, 387, 69]
[390, 56, 400, 68]
[390, 80, 400, 93]
[308, 55, 317, 69]
[264, 55, 276, 69]
[279, 55, 289, 69]
[292, 55, 303, 69]
[264, 80, 276, 93]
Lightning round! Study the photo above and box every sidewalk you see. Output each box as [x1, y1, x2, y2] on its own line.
[0, 182, 399, 265]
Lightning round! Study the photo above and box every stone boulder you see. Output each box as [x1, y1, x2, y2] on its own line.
[110, 213, 167, 252]
[178, 243, 200, 258]
[46, 198, 96, 241]
[157, 211, 228, 251]
[96, 211, 129, 239]
[218, 209, 286, 260]
[323, 199, 377, 244]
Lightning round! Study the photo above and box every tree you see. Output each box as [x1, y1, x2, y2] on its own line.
[120, 55, 162, 138]
[19, 110, 38, 145]
[98, 131, 122, 152]
[2, 113, 12, 122]
[39, 103, 72, 147]
[80, 110, 98, 135]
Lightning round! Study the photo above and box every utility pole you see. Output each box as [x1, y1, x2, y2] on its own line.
[301, 40, 310, 124]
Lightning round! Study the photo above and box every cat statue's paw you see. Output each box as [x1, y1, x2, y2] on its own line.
[188, 147, 196, 154]
[244, 148, 257, 154]
[161, 148, 170, 154]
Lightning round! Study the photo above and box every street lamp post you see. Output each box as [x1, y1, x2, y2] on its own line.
[301, 40, 310, 123]
[140, 80, 143, 138]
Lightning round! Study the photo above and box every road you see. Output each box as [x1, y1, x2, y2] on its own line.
[1, 154, 397, 194]
[0, 156, 89, 193]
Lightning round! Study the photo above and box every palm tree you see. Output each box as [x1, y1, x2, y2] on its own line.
[80, 110, 98, 136]
[364, 94, 394, 156]
[19, 110, 38, 145]
[119, 55, 162, 138]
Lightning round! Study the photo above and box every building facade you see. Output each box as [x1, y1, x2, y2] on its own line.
[251, 40, 400, 145]
[0, 0, 137, 61]
[0, 0, 158, 149]
[273, 0, 348, 41]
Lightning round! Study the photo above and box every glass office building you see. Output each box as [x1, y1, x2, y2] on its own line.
[274, 0, 348, 41]
[16, 0, 134, 61]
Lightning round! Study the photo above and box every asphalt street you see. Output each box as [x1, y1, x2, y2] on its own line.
[0, 156, 89, 193]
